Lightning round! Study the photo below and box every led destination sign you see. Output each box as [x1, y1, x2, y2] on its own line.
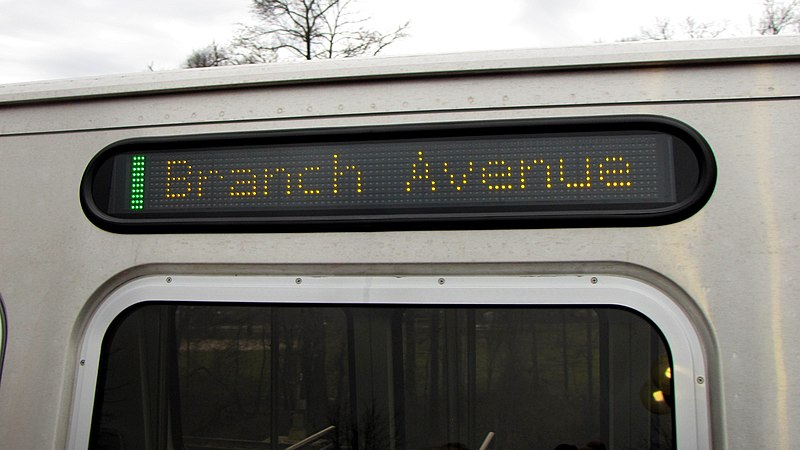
[113, 134, 673, 215]
[82, 118, 716, 231]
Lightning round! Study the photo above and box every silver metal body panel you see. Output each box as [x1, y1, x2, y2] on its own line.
[1, 36, 799, 448]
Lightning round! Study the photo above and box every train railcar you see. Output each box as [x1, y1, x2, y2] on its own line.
[1, 36, 799, 449]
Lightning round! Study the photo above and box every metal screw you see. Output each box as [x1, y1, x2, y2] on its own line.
[438, 278, 446, 285]
[697, 376, 705, 384]
[295, 278, 303, 284]
[80, 360, 86, 367]
[590, 277, 598, 284]
[166, 277, 172, 283]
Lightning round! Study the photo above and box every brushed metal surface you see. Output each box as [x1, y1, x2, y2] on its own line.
[0, 37, 798, 448]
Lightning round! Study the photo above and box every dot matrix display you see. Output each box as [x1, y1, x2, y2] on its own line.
[110, 133, 676, 216]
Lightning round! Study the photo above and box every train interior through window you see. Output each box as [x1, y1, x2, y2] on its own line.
[93, 303, 672, 450]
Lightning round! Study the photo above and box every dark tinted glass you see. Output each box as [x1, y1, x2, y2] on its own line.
[91, 305, 674, 450]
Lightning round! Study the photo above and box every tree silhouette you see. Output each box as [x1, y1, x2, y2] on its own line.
[757, 0, 800, 35]
[184, 0, 408, 67]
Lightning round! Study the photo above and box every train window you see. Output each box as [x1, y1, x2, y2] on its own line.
[69, 276, 710, 449]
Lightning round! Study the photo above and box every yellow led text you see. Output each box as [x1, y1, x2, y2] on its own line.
[405, 153, 632, 192]
[164, 156, 363, 198]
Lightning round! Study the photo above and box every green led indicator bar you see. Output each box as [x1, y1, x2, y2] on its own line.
[130, 155, 145, 210]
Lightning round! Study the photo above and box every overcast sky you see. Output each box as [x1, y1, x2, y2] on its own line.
[0, 0, 775, 84]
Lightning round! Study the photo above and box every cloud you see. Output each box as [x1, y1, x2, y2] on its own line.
[515, 0, 762, 44]
[515, 0, 649, 45]
[0, 0, 772, 84]
[0, 0, 250, 83]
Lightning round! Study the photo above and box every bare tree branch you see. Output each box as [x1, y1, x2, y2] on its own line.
[619, 16, 729, 42]
[641, 18, 675, 40]
[682, 17, 727, 39]
[183, 0, 409, 67]
[183, 41, 234, 68]
[758, 0, 800, 34]
[340, 22, 410, 57]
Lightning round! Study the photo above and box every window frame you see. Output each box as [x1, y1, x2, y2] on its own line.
[68, 274, 711, 449]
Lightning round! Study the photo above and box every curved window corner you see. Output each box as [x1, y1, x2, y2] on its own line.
[68, 275, 711, 450]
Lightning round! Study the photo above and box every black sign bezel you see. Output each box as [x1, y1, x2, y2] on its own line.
[80, 115, 716, 233]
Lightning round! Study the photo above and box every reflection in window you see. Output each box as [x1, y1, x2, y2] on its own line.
[91, 305, 673, 450]
[177, 306, 349, 447]
[401, 308, 673, 450]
